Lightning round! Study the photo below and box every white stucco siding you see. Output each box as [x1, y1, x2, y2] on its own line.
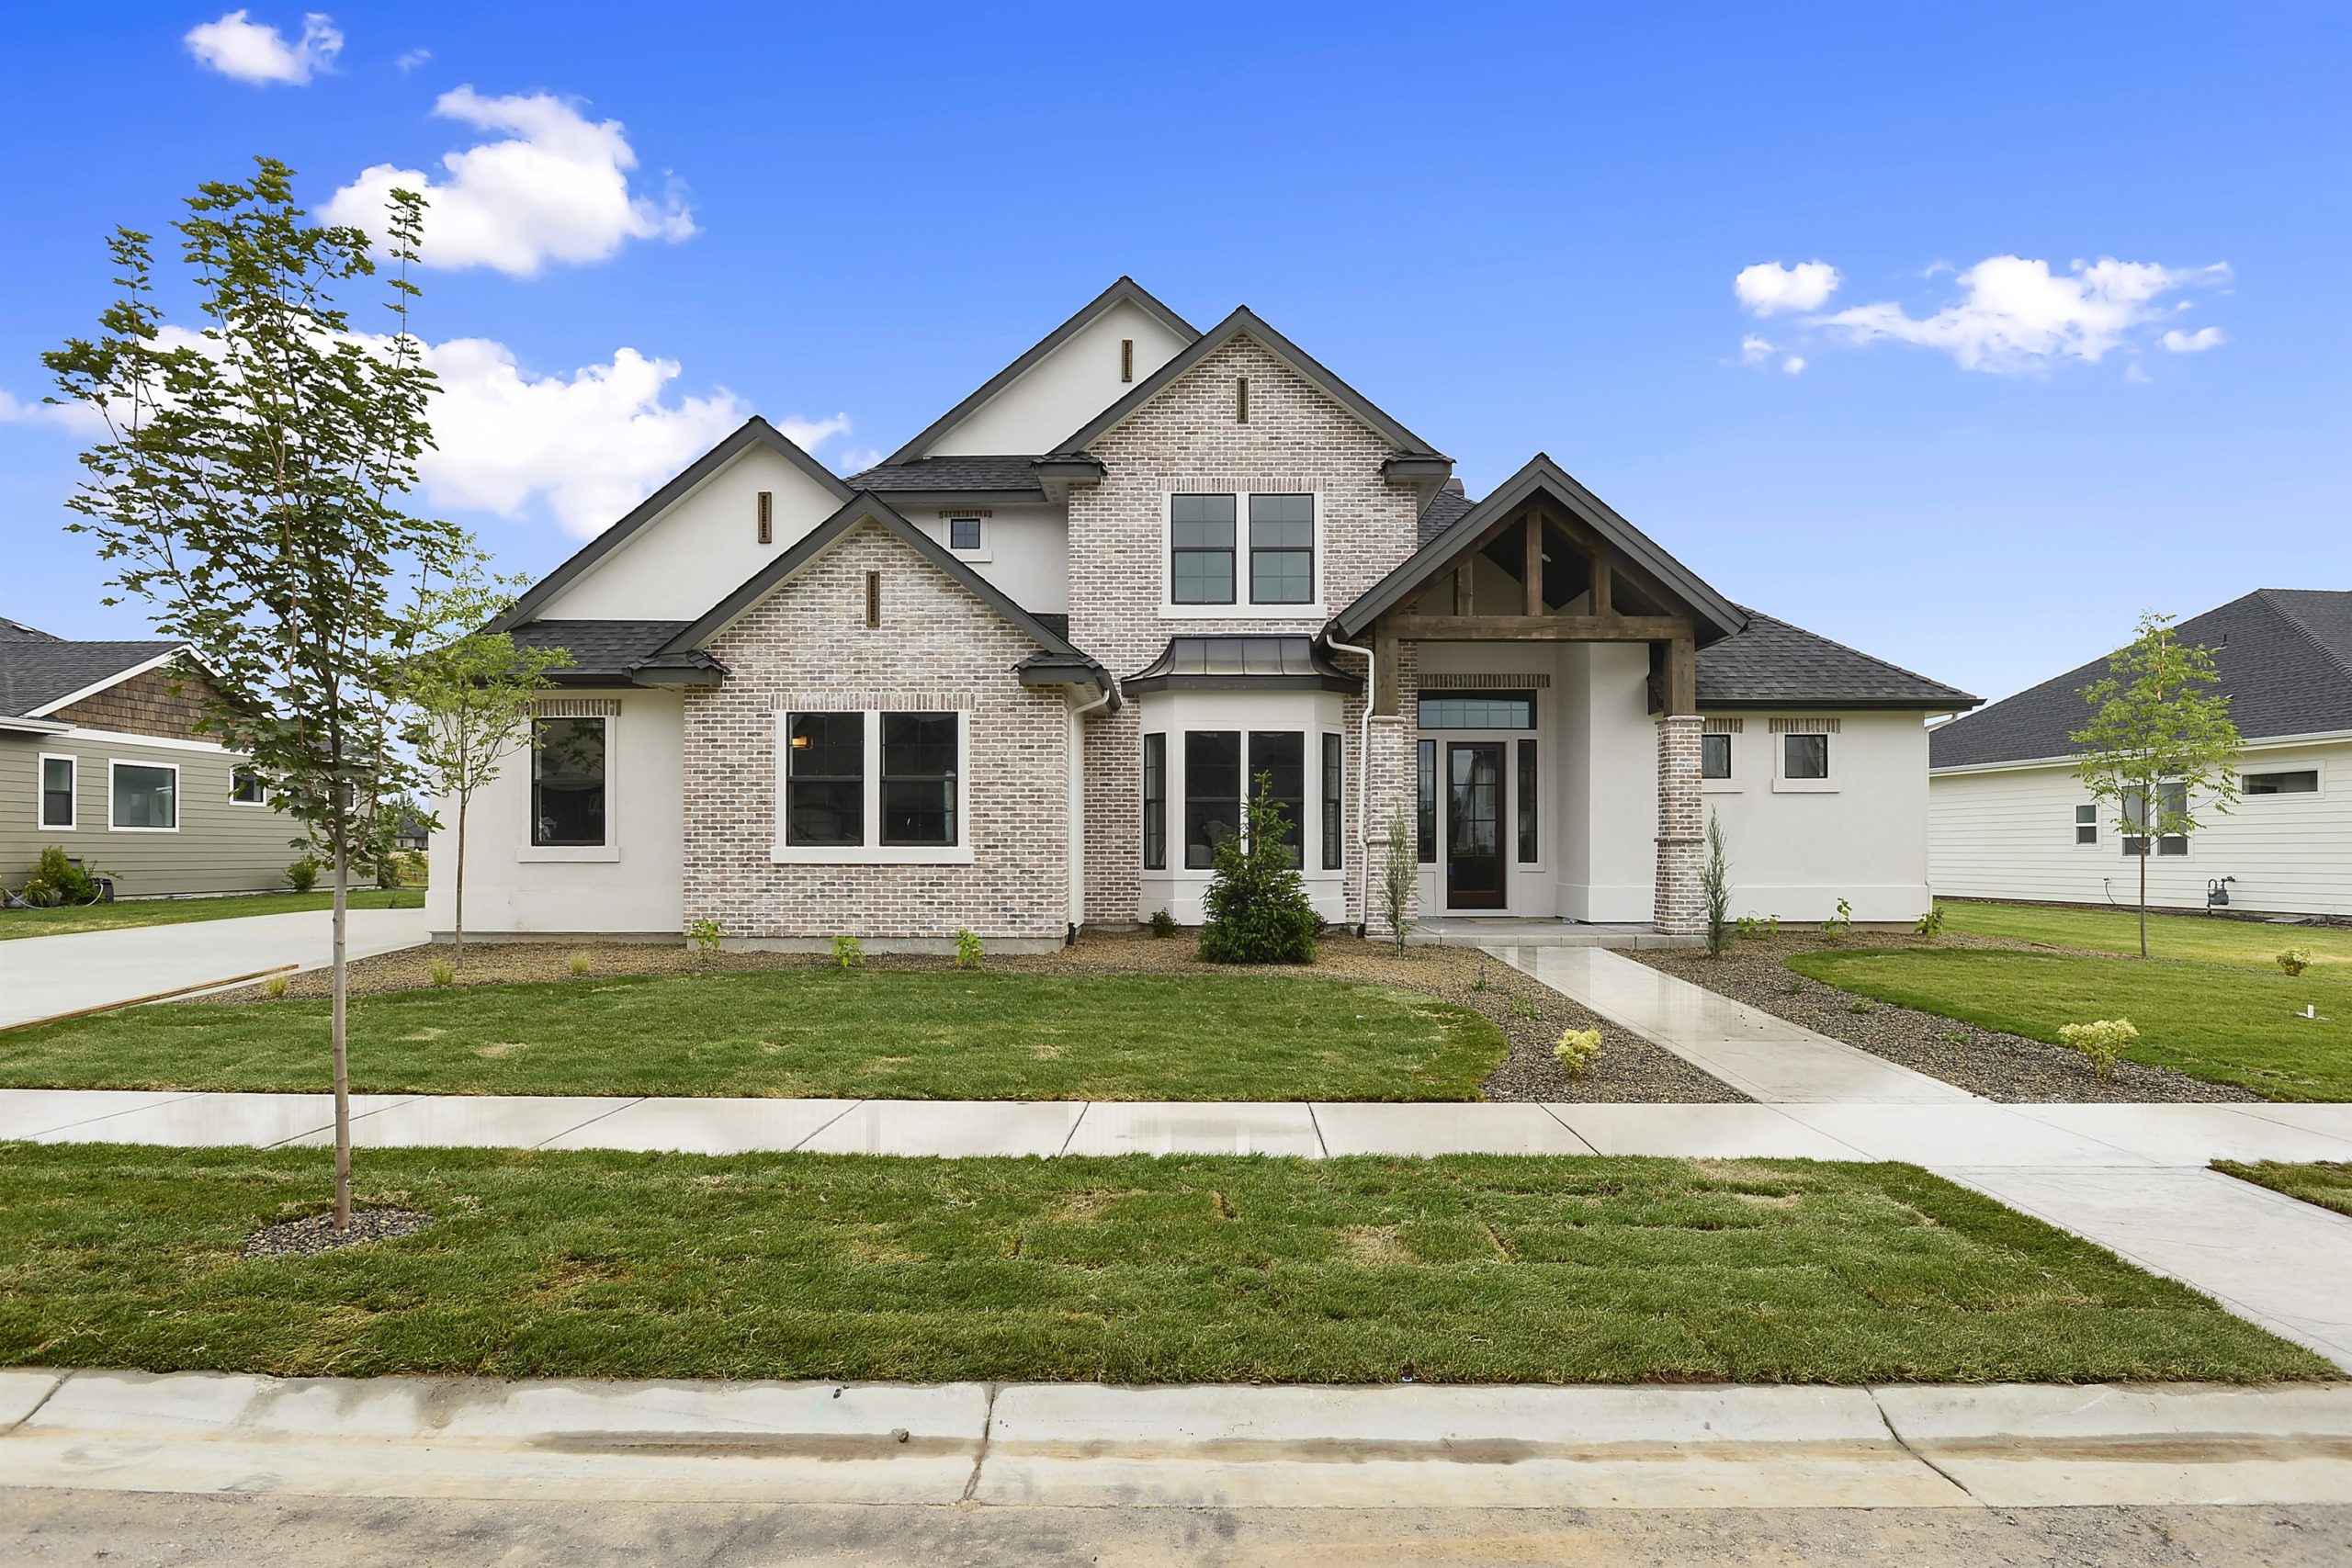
[425, 688, 684, 938]
[1556, 643, 1661, 924]
[1929, 738, 2352, 916]
[1701, 712, 1933, 925]
[537, 446, 847, 621]
[902, 502, 1069, 614]
[926, 299, 1193, 457]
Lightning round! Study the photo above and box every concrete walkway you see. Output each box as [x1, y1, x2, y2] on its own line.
[6, 1368, 2349, 1511]
[0, 906, 431, 1030]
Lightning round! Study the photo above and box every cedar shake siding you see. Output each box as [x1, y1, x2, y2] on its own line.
[48, 661, 221, 739]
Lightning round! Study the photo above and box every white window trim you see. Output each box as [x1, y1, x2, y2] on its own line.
[1699, 732, 1741, 795]
[2240, 764, 2324, 798]
[1159, 490, 1327, 619]
[107, 757, 181, 833]
[771, 709, 975, 865]
[2072, 802, 2100, 849]
[943, 516, 993, 563]
[1771, 732, 1837, 794]
[516, 715, 619, 863]
[2119, 784, 2194, 862]
[228, 765, 269, 807]
[37, 752, 76, 831]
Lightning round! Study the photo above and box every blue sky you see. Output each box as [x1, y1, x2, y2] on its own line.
[4, 1, 2346, 703]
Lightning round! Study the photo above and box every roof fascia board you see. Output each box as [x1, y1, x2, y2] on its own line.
[860, 488, 1047, 507]
[1702, 697, 1983, 712]
[1930, 726, 2352, 775]
[489, 418, 853, 634]
[1052, 306, 1445, 460]
[0, 714, 71, 735]
[883, 277, 1201, 465]
[26, 646, 192, 717]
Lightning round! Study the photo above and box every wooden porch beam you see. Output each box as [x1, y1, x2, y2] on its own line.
[1453, 563, 1472, 616]
[1522, 518, 1544, 615]
[1664, 636, 1697, 716]
[1591, 558, 1611, 616]
[1374, 630, 1399, 716]
[1384, 614, 1691, 643]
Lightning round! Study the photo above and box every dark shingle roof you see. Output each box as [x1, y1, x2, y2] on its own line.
[0, 617, 62, 642]
[1929, 589, 2352, 770]
[505, 620, 718, 683]
[1698, 608, 1980, 711]
[846, 455, 1046, 494]
[1418, 484, 1476, 545]
[0, 637, 183, 717]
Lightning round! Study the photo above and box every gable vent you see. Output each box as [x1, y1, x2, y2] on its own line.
[1236, 377, 1250, 423]
[756, 490, 774, 545]
[1120, 338, 1134, 382]
[865, 570, 882, 628]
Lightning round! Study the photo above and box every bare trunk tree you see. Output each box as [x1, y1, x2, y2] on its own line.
[331, 825, 352, 1228]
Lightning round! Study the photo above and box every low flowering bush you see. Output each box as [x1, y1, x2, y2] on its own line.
[1554, 1027, 1603, 1080]
[2056, 1018, 2139, 1082]
[2278, 947, 2312, 977]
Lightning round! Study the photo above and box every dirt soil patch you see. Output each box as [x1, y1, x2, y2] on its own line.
[232, 931, 1747, 1104]
[1634, 932, 2260, 1103]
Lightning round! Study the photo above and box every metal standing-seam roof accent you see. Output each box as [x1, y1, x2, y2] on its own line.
[1697, 608, 1981, 711]
[1928, 588, 2352, 771]
[1124, 636, 1363, 694]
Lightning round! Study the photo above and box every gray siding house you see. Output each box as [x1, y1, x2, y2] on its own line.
[1, 617, 291, 897]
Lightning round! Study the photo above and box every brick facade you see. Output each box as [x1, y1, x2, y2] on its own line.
[51, 660, 218, 739]
[1652, 714, 1705, 935]
[1066, 334, 1425, 925]
[682, 522, 1070, 942]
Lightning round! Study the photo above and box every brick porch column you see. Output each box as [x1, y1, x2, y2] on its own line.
[1361, 712, 1421, 937]
[1652, 714, 1704, 935]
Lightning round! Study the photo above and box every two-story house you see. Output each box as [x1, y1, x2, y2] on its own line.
[436, 278, 1980, 950]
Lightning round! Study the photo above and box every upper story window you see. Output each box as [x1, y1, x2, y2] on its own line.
[1782, 733, 1829, 780]
[1701, 734, 1733, 779]
[1168, 492, 1319, 612]
[1170, 494, 1238, 604]
[1248, 494, 1314, 604]
[532, 718, 607, 848]
[2244, 769, 2318, 795]
[948, 517, 983, 552]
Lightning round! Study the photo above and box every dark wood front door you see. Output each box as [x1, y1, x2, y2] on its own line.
[1445, 741, 1507, 908]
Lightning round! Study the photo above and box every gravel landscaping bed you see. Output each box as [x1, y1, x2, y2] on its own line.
[243, 1208, 434, 1258]
[220, 931, 1747, 1104]
[1633, 935, 2262, 1103]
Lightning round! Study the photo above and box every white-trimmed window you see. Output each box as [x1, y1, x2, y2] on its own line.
[1772, 728, 1837, 793]
[230, 766, 267, 806]
[1166, 491, 1321, 614]
[2244, 769, 2319, 795]
[775, 710, 971, 864]
[1701, 733, 1732, 780]
[2075, 804, 2098, 845]
[948, 516, 983, 552]
[531, 717, 607, 849]
[109, 760, 179, 831]
[2121, 782, 2188, 857]
[39, 753, 76, 830]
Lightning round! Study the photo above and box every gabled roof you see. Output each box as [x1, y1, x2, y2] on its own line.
[1699, 608, 1980, 711]
[489, 417, 852, 634]
[1125, 635, 1362, 694]
[1050, 306, 1448, 463]
[1929, 589, 2352, 771]
[0, 635, 186, 719]
[843, 454, 1046, 496]
[1417, 482, 1476, 545]
[882, 277, 1199, 466]
[1333, 454, 1745, 643]
[0, 617, 62, 642]
[503, 620, 721, 686]
[654, 493, 1113, 699]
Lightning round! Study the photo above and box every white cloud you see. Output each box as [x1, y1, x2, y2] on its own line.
[395, 47, 431, 73]
[1738, 333, 1776, 366]
[2161, 325, 2227, 354]
[835, 446, 887, 476]
[1818, 255, 2232, 374]
[2124, 362, 2154, 384]
[322, 86, 695, 276]
[0, 389, 107, 434]
[1735, 260, 1841, 316]
[1780, 355, 1806, 375]
[184, 9, 342, 85]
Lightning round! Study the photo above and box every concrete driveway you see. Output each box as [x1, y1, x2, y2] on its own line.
[0, 907, 431, 1030]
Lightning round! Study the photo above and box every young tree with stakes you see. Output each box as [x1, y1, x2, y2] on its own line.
[2072, 612, 2242, 958]
[399, 570, 570, 970]
[46, 159, 474, 1228]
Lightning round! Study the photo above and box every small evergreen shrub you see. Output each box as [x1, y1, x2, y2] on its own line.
[1377, 806, 1417, 954]
[953, 929, 984, 969]
[831, 933, 865, 970]
[2278, 947, 2312, 977]
[2057, 1018, 2139, 1082]
[287, 858, 320, 895]
[1146, 908, 1179, 939]
[1701, 813, 1733, 958]
[1197, 774, 1319, 965]
[427, 957, 456, 987]
[1554, 1027, 1603, 1079]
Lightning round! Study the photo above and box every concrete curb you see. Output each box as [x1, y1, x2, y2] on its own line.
[6, 1370, 2350, 1509]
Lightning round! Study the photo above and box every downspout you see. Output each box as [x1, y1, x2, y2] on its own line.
[1325, 634, 1377, 937]
[1066, 674, 1117, 944]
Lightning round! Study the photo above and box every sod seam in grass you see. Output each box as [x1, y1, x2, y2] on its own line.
[2211, 1160, 2352, 1220]
[0, 887, 424, 942]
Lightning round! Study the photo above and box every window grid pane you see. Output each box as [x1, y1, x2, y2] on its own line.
[949, 518, 981, 550]
[1142, 734, 1167, 871]
[1321, 733, 1343, 871]
[1247, 493, 1313, 605]
[1416, 739, 1437, 863]
[531, 718, 605, 847]
[1516, 739, 1538, 863]
[1185, 731, 1241, 869]
[1171, 495, 1238, 604]
[1250, 731, 1305, 869]
[1418, 691, 1537, 729]
[880, 712, 957, 847]
[786, 712, 864, 847]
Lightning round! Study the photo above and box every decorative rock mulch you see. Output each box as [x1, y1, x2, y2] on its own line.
[243, 1208, 435, 1258]
[1632, 937, 2262, 1103]
[212, 931, 1749, 1105]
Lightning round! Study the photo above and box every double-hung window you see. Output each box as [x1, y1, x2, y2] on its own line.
[2075, 804, 2098, 845]
[2121, 782, 2188, 857]
[1248, 493, 1314, 604]
[531, 718, 607, 847]
[780, 711, 966, 860]
[110, 761, 178, 831]
[39, 755, 75, 830]
[1170, 494, 1238, 604]
[1321, 733, 1344, 871]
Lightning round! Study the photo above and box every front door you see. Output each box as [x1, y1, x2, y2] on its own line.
[1445, 741, 1507, 908]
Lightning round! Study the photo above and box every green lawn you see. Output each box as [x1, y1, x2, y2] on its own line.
[2213, 1160, 2352, 1219]
[1942, 899, 2352, 972]
[0, 1144, 2324, 1384]
[0, 969, 1505, 1101]
[1788, 948, 2352, 1100]
[0, 887, 424, 942]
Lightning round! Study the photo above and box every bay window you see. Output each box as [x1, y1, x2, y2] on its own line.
[1142, 734, 1168, 870]
[1321, 733, 1343, 871]
[1184, 730, 1240, 867]
[1249, 730, 1305, 867]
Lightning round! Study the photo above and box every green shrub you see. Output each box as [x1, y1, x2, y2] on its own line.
[286, 858, 320, 895]
[1554, 1027, 1603, 1079]
[568, 952, 593, 977]
[1510, 995, 1541, 1021]
[831, 934, 865, 970]
[1702, 813, 1732, 957]
[1146, 908, 1179, 939]
[1736, 913, 1780, 941]
[686, 918, 722, 966]
[2278, 947, 2312, 977]
[1915, 904, 1947, 938]
[20, 845, 99, 907]
[2057, 1018, 2139, 1082]
[1820, 897, 1853, 943]
[953, 929, 984, 969]
[263, 973, 290, 999]
[427, 957, 456, 987]
[1197, 773, 1319, 965]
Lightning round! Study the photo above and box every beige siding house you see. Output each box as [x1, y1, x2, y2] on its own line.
[1, 619, 291, 897]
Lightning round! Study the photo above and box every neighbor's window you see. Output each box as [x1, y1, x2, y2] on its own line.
[1248, 493, 1314, 604]
[1250, 730, 1305, 868]
[2075, 804, 2098, 845]
[1418, 690, 1536, 729]
[785, 713, 864, 848]
[949, 517, 982, 551]
[1170, 493, 1238, 604]
[1516, 739, 1538, 863]
[1184, 730, 1241, 868]
[2120, 782, 2188, 857]
[230, 766, 266, 805]
[39, 755, 75, 829]
[1417, 738, 1437, 863]
[1783, 733, 1829, 780]
[880, 712, 958, 847]
[1142, 733, 1168, 871]
[2244, 769, 2318, 795]
[531, 718, 606, 847]
[111, 761, 178, 831]
[1321, 733, 1343, 871]
[1701, 733, 1732, 779]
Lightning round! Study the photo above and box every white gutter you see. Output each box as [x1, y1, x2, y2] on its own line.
[1325, 636, 1378, 934]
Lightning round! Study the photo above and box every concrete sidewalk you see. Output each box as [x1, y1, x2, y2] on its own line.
[0, 906, 430, 1030]
[6, 1368, 2349, 1511]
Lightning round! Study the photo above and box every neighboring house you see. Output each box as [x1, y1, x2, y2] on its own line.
[1928, 589, 2352, 919]
[435, 278, 1980, 949]
[1, 617, 290, 897]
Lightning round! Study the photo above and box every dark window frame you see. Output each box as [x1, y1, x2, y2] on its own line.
[530, 716, 607, 848]
[1170, 493, 1238, 606]
[1782, 733, 1830, 780]
[1416, 738, 1437, 863]
[879, 711, 959, 848]
[1417, 690, 1538, 729]
[1321, 732, 1344, 871]
[1516, 738, 1538, 863]
[1701, 733, 1732, 780]
[784, 711, 865, 849]
[1141, 733, 1168, 871]
[1247, 492, 1315, 605]
[1249, 730, 1306, 870]
[1184, 730, 1242, 869]
[948, 517, 982, 551]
